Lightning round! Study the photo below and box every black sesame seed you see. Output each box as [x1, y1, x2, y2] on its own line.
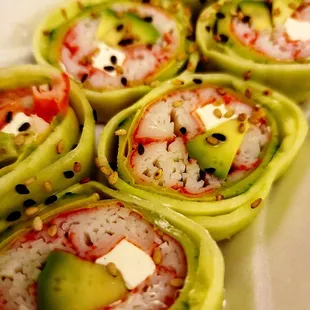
[121, 77, 128, 86]
[193, 79, 203, 85]
[186, 33, 195, 41]
[242, 15, 250, 23]
[5, 111, 13, 123]
[219, 34, 229, 43]
[18, 122, 30, 132]
[205, 167, 216, 174]
[45, 195, 58, 205]
[116, 24, 124, 32]
[144, 16, 153, 23]
[15, 184, 30, 195]
[138, 143, 145, 155]
[63, 171, 75, 179]
[104, 66, 115, 72]
[93, 109, 98, 122]
[205, 25, 211, 32]
[110, 55, 117, 65]
[6, 211, 22, 222]
[81, 73, 88, 83]
[23, 199, 36, 208]
[216, 12, 225, 19]
[118, 39, 134, 46]
[212, 133, 226, 142]
[179, 127, 187, 135]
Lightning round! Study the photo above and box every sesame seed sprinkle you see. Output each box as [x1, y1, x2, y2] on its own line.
[15, 184, 30, 195]
[18, 122, 30, 132]
[63, 171, 75, 179]
[44, 195, 58, 205]
[23, 199, 36, 208]
[138, 143, 145, 155]
[6, 211, 21, 222]
[33, 216, 43, 231]
[251, 198, 262, 209]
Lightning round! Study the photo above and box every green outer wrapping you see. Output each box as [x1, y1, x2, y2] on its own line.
[97, 73, 307, 241]
[196, 0, 310, 102]
[33, 0, 193, 123]
[0, 181, 225, 310]
[0, 65, 95, 233]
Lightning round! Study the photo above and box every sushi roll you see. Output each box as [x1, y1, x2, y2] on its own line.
[33, 0, 195, 122]
[0, 65, 95, 233]
[196, 0, 310, 102]
[0, 181, 224, 310]
[97, 73, 307, 241]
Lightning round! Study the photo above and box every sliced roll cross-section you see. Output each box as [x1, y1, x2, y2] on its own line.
[34, 0, 195, 122]
[0, 181, 224, 310]
[196, 0, 310, 102]
[98, 73, 307, 240]
[0, 65, 95, 233]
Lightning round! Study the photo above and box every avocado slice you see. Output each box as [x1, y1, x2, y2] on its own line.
[37, 251, 128, 310]
[272, 0, 303, 27]
[0, 132, 19, 167]
[124, 12, 160, 44]
[239, 1, 272, 32]
[186, 119, 248, 179]
[96, 9, 124, 48]
[97, 9, 160, 47]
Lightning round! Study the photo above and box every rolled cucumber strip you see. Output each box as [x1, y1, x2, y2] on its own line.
[0, 181, 224, 310]
[33, 0, 196, 122]
[196, 0, 310, 102]
[0, 65, 95, 233]
[97, 73, 307, 241]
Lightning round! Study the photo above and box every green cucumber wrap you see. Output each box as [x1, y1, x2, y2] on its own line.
[196, 0, 310, 102]
[33, 0, 197, 122]
[0, 181, 224, 310]
[97, 73, 307, 241]
[0, 65, 95, 233]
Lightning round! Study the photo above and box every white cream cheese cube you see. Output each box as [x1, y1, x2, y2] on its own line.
[95, 239, 156, 290]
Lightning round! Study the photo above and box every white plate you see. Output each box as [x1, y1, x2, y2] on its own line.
[1, 1, 309, 309]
